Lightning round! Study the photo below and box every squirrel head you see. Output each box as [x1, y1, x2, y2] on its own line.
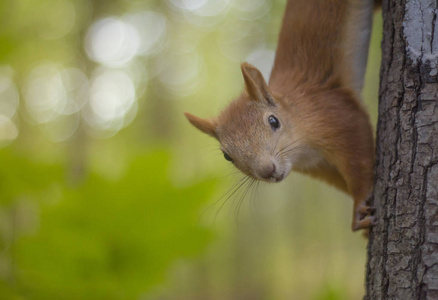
[185, 63, 306, 182]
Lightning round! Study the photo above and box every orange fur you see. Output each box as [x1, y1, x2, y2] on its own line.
[185, 0, 376, 231]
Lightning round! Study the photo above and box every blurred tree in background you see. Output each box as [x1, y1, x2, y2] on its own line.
[0, 0, 381, 299]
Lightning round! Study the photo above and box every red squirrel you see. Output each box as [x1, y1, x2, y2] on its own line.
[185, 0, 377, 231]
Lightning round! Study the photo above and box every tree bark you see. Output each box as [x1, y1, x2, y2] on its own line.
[365, 0, 438, 299]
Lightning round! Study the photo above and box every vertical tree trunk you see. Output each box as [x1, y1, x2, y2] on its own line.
[365, 0, 438, 299]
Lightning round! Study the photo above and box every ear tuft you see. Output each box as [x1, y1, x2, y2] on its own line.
[241, 63, 275, 106]
[184, 112, 218, 139]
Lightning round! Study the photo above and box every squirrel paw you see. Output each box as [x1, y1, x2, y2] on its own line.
[352, 205, 377, 231]
[357, 204, 376, 215]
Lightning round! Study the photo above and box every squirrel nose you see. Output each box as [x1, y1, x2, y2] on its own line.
[259, 163, 276, 180]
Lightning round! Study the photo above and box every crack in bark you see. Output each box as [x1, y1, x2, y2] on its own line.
[379, 2, 397, 299]
[418, 166, 429, 297]
[411, 2, 425, 297]
[431, 8, 436, 53]
[429, 0, 438, 54]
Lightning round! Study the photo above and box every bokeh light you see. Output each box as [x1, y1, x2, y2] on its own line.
[85, 17, 140, 67]
[125, 62, 149, 98]
[218, 22, 266, 61]
[169, 0, 231, 28]
[170, 0, 208, 11]
[246, 47, 276, 80]
[0, 73, 19, 120]
[23, 63, 88, 141]
[58, 68, 89, 115]
[84, 69, 137, 133]
[156, 51, 205, 97]
[0, 71, 20, 147]
[24, 63, 68, 124]
[0, 115, 18, 147]
[232, 0, 271, 20]
[185, 0, 230, 17]
[42, 113, 80, 142]
[125, 11, 167, 56]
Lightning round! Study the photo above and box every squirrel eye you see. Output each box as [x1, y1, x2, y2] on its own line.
[223, 152, 233, 162]
[268, 115, 280, 130]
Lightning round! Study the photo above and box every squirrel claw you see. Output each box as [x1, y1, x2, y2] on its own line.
[366, 206, 376, 214]
[352, 215, 376, 231]
[352, 204, 376, 231]
[356, 204, 375, 217]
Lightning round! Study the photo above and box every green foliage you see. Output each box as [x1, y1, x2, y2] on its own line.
[312, 282, 348, 300]
[0, 151, 215, 300]
[0, 150, 62, 206]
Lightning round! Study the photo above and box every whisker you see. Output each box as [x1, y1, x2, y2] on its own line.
[234, 178, 256, 223]
[249, 179, 261, 223]
[271, 129, 286, 156]
[215, 169, 244, 180]
[198, 175, 247, 224]
[229, 176, 253, 221]
[277, 137, 304, 155]
[255, 181, 263, 220]
[278, 146, 307, 158]
[214, 176, 251, 223]
[277, 139, 306, 157]
[279, 145, 306, 155]
[276, 143, 302, 156]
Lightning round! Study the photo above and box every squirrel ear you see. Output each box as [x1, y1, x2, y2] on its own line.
[241, 63, 275, 106]
[184, 112, 218, 139]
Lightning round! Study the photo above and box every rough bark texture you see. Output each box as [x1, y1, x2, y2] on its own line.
[365, 0, 438, 299]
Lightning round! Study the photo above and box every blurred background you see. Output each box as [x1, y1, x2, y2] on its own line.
[0, 0, 381, 299]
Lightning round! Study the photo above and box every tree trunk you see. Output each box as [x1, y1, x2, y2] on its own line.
[365, 0, 438, 299]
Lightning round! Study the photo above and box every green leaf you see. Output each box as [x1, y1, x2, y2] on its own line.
[10, 151, 216, 300]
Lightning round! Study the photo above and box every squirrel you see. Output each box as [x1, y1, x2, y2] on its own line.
[185, 0, 379, 231]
